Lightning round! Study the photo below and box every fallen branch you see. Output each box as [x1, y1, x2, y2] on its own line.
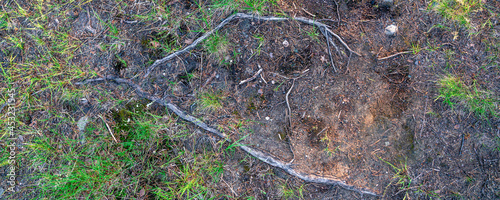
[143, 13, 361, 78]
[75, 76, 379, 197]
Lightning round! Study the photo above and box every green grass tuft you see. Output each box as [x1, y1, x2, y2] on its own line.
[204, 31, 230, 60]
[429, 0, 483, 30]
[436, 75, 498, 118]
[197, 90, 225, 113]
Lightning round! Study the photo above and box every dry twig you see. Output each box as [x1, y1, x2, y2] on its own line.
[285, 79, 295, 126]
[99, 115, 118, 143]
[239, 68, 263, 85]
[377, 51, 412, 60]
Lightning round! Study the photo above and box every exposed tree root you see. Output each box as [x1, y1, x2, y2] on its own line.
[76, 76, 379, 197]
[144, 13, 362, 78]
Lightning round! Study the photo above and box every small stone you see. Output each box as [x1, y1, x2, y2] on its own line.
[77, 116, 89, 133]
[385, 25, 398, 36]
[77, 116, 89, 144]
[184, 39, 193, 45]
[80, 98, 88, 104]
[380, 0, 394, 8]
[385, 141, 390, 146]
[282, 40, 289, 47]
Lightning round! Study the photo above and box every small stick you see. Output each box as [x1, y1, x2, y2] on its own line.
[260, 73, 267, 84]
[302, 8, 316, 17]
[221, 176, 238, 196]
[99, 115, 118, 143]
[285, 79, 295, 126]
[345, 51, 352, 74]
[258, 64, 267, 84]
[202, 71, 217, 88]
[317, 127, 328, 135]
[239, 68, 263, 85]
[458, 133, 465, 156]
[332, 0, 341, 28]
[377, 51, 412, 60]
[323, 26, 337, 72]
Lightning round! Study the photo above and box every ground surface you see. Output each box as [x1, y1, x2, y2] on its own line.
[1, 0, 499, 199]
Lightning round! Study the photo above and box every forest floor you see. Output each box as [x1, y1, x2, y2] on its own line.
[1, 0, 499, 199]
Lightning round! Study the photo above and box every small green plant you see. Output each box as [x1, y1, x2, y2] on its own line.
[211, 0, 239, 11]
[225, 134, 250, 153]
[273, 80, 286, 92]
[305, 27, 320, 42]
[465, 176, 475, 183]
[278, 181, 304, 199]
[410, 43, 422, 54]
[252, 34, 265, 56]
[379, 157, 412, 199]
[436, 75, 498, 118]
[204, 31, 229, 60]
[197, 90, 225, 112]
[242, 0, 268, 15]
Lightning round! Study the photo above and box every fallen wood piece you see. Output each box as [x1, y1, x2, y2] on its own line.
[75, 76, 379, 197]
[239, 68, 263, 85]
[143, 13, 361, 78]
[377, 50, 413, 60]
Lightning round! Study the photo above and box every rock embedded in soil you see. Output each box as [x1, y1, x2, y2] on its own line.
[283, 40, 289, 47]
[380, 0, 394, 8]
[77, 116, 89, 144]
[385, 25, 398, 36]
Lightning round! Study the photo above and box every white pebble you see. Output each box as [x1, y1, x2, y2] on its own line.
[385, 25, 398, 36]
[282, 40, 289, 47]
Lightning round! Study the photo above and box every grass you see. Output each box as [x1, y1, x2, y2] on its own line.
[304, 27, 320, 43]
[204, 31, 230, 60]
[197, 90, 226, 113]
[379, 157, 412, 199]
[0, 1, 232, 198]
[436, 75, 498, 118]
[428, 0, 484, 30]
[242, 0, 276, 15]
[278, 180, 304, 199]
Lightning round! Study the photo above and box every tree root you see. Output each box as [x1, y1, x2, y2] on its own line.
[75, 75, 379, 197]
[143, 13, 362, 78]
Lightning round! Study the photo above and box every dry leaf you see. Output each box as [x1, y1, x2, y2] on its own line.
[320, 55, 327, 63]
[150, 41, 160, 48]
[139, 188, 145, 196]
[184, 39, 193, 45]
